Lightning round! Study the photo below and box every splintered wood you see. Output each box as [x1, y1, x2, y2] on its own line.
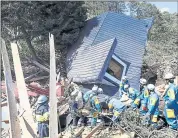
[1, 39, 21, 138]
[49, 33, 58, 138]
[11, 42, 37, 137]
[58, 123, 135, 138]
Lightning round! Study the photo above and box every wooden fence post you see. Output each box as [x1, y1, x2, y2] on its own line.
[1, 38, 21, 138]
[49, 33, 58, 138]
[11, 42, 37, 138]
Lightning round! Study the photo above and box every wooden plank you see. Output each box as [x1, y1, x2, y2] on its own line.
[11, 42, 37, 137]
[1, 39, 21, 138]
[84, 123, 104, 138]
[49, 33, 58, 138]
[0, 38, 2, 136]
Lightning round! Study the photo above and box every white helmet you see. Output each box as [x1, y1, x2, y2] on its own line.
[98, 88, 103, 94]
[122, 76, 128, 81]
[92, 85, 98, 92]
[164, 73, 175, 80]
[140, 78, 147, 85]
[147, 84, 155, 91]
[124, 84, 130, 90]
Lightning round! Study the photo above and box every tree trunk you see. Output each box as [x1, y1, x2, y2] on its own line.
[56, 49, 67, 78]
[20, 26, 38, 61]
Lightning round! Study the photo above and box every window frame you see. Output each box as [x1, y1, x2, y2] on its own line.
[104, 54, 127, 85]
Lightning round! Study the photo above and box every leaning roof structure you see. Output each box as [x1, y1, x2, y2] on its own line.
[67, 12, 153, 90]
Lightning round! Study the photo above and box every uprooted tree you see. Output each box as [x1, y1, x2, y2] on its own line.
[1, 1, 87, 77]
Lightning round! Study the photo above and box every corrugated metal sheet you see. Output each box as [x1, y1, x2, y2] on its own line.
[68, 38, 117, 83]
[67, 12, 153, 90]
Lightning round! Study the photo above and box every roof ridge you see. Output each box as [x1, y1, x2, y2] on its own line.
[90, 12, 109, 46]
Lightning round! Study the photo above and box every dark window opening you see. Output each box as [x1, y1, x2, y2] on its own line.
[106, 58, 124, 80]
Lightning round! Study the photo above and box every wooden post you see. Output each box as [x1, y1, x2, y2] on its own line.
[49, 33, 58, 138]
[1, 39, 21, 138]
[11, 42, 37, 137]
[0, 38, 2, 136]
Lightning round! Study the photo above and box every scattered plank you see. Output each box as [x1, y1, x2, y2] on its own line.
[84, 123, 104, 138]
[49, 33, 58, 138]
[11, 42, 37, 137]
[1, 38, 21, 138]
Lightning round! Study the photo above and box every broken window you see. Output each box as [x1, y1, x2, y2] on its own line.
[106, 58, 124, 80]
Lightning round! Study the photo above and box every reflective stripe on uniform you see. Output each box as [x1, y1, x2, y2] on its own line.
[167, 90, 175, 100]
[94, 98, 99, 104]
[36, 112, 49, 122]
[166, 109, 176, 118]
[36, 115, 45, 122]
[150, 98, 157, 106]
[134, 98, 140, 105]
[144, 90, 149, 97]
[114, 111, 120, 117]
[152, 115, 158, 123]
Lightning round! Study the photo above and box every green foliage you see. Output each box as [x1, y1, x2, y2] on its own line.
[85, 1, 127, 19]
[86, 1, 178, 78]
[1, 1, 177, 78]
[1, 1, 87, 76]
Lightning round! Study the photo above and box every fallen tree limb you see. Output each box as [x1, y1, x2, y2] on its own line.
[28, 76, 49, 82]
[25, 70, 43, 81]
[25, 57, 50, 73]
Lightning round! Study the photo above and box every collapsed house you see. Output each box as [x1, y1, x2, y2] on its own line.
[67, 12, 153, 97]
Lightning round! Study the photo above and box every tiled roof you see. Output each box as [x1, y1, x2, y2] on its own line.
[67, 12, 153, 90]
[68, 38, 117, 83]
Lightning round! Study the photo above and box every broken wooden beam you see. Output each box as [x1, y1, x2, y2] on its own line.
[1, 38, 21, 138]
[1, 101, 8, 107]
[84, 123, 104, 138]
[49, 33, 58, 138]
[11, 42, 37, 137]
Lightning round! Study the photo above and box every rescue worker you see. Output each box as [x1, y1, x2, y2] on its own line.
[69, 86, 84, 128]
[143, 84, 159, 128]
[163, 73, 178, 130]
[83, 86, 103, 127]
[35, 95, 49, 138]
[119, 76, 129, 98]
[123, 84, 141, 107]
[83, 85, 98, 102]
[132, 78, 147, 109]
[105, 96, 126, 122]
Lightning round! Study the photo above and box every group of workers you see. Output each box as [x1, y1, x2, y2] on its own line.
[33, 72, 178, 138]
